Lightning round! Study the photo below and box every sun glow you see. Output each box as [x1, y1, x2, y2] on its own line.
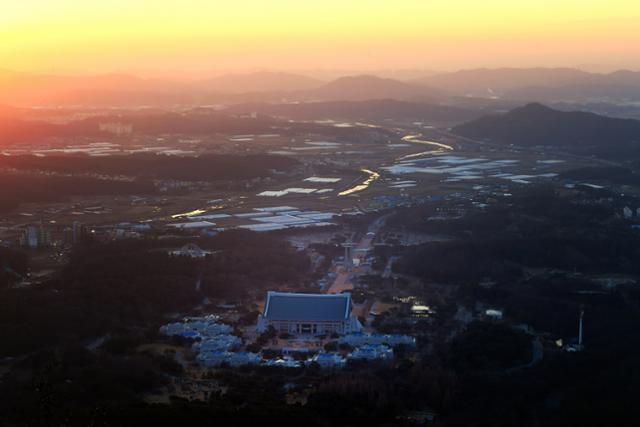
[1, 0, 639, 76]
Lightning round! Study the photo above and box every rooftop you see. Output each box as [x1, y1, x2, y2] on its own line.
[263, 291, 352, 322]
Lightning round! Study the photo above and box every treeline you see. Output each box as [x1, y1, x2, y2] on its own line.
[394, 229, 640, 284]
[82, 111, 281, 135]
[0, 153, 298, 181]
[378, 185, 640, 426]
[442, 285, 640, 427]
[0, 173, 155, 212]
[449, 321, 531, 372]
[391, 187, 640, 282]
[0, 108, 396, 146]
[0, 231, 313, 426]
[0, 116, 102, 142]
[0, 247, 28, 287]
[0, 111, 280, 142]
[380, 186, 640, 339]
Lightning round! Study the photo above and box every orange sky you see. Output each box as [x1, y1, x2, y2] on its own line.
[2, 0, 639, 77]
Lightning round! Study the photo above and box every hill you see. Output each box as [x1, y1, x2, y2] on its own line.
[592, 69, 640, 86]
[0, 71, 439, 106]
[308, 75, 441, 102]
[0, 70, 182, 105]
[452, 103, 640, 147]
[415, 68, 640, 103]
[415, 68, 592, 96]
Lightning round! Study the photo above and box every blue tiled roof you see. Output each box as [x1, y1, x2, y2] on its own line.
[264, 292, 352, 321]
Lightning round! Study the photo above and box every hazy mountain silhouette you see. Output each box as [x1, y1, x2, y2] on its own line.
[198, 71, 324, 93]
[0, 70, 183, 105]
[308, 75, 442, 102]
[593, 70, 640, 86]
[416, 68, 640, 100]
[415, 68, 592, 96]
[2, 68, 640, 107]
[453, 103, 640, 146]
[507, 84, 640, 103]
[0, 70, 438, 105]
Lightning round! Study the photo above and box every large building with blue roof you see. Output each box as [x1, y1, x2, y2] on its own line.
[257, 291, 362, 335]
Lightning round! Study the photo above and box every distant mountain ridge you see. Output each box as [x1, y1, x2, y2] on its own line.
[452, 103, 640, 147]
[0, 70, 440, 106]
[415, 68, 640, 98]
[306, 75, 442, 102]
[1, 68, 640, 107]
[0, 69, 179, 104]
[506, 84, 640, 103]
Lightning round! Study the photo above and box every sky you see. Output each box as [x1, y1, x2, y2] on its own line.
[1, 0, 640, 78]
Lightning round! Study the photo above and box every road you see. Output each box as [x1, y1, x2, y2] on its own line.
[505, 337, 544, 374]
[325, 213, 391, 294]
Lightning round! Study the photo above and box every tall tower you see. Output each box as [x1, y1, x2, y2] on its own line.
[72, 221, 82, 244]
[343, 242, 355, 270]
[578, 307, 584, 351]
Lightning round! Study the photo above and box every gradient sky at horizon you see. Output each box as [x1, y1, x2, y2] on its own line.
[2, 0, 640, 77]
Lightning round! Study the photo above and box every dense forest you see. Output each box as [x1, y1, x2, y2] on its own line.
[391, 187, 640, 280]
[0, 173, 155, 212]
[0, 112, 280, 142]
[0, 153, 299, 211]
[370, 187, 640, 426]
[0, 153, 298, 181]
[0, 230, 309, 358]
[0, 230, 317, 426]
[0, 116, 103, 142]
[3, 188, 640, 426]
[0, 246, 28, 287]
[0, 109, 394, 144]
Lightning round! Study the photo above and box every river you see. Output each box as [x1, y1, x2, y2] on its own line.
[397, 134, 454, 160]
[338, 168, 380, 196]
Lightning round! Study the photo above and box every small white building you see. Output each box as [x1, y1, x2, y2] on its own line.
[196, 350, 261, 367]
[348, 344, 394, 361]
[485, 309, 504, 321]
[309, 352, 346, 368]
[168, 221, 216, 230]
[192, 335, 241, 352]
[264, 357, 302, 368]
[159, 316, 232, 339]
[169, 243, 212, 258]
[340, 333, 416, 347]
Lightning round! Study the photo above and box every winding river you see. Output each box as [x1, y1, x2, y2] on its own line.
[397, 134, 454, 160]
